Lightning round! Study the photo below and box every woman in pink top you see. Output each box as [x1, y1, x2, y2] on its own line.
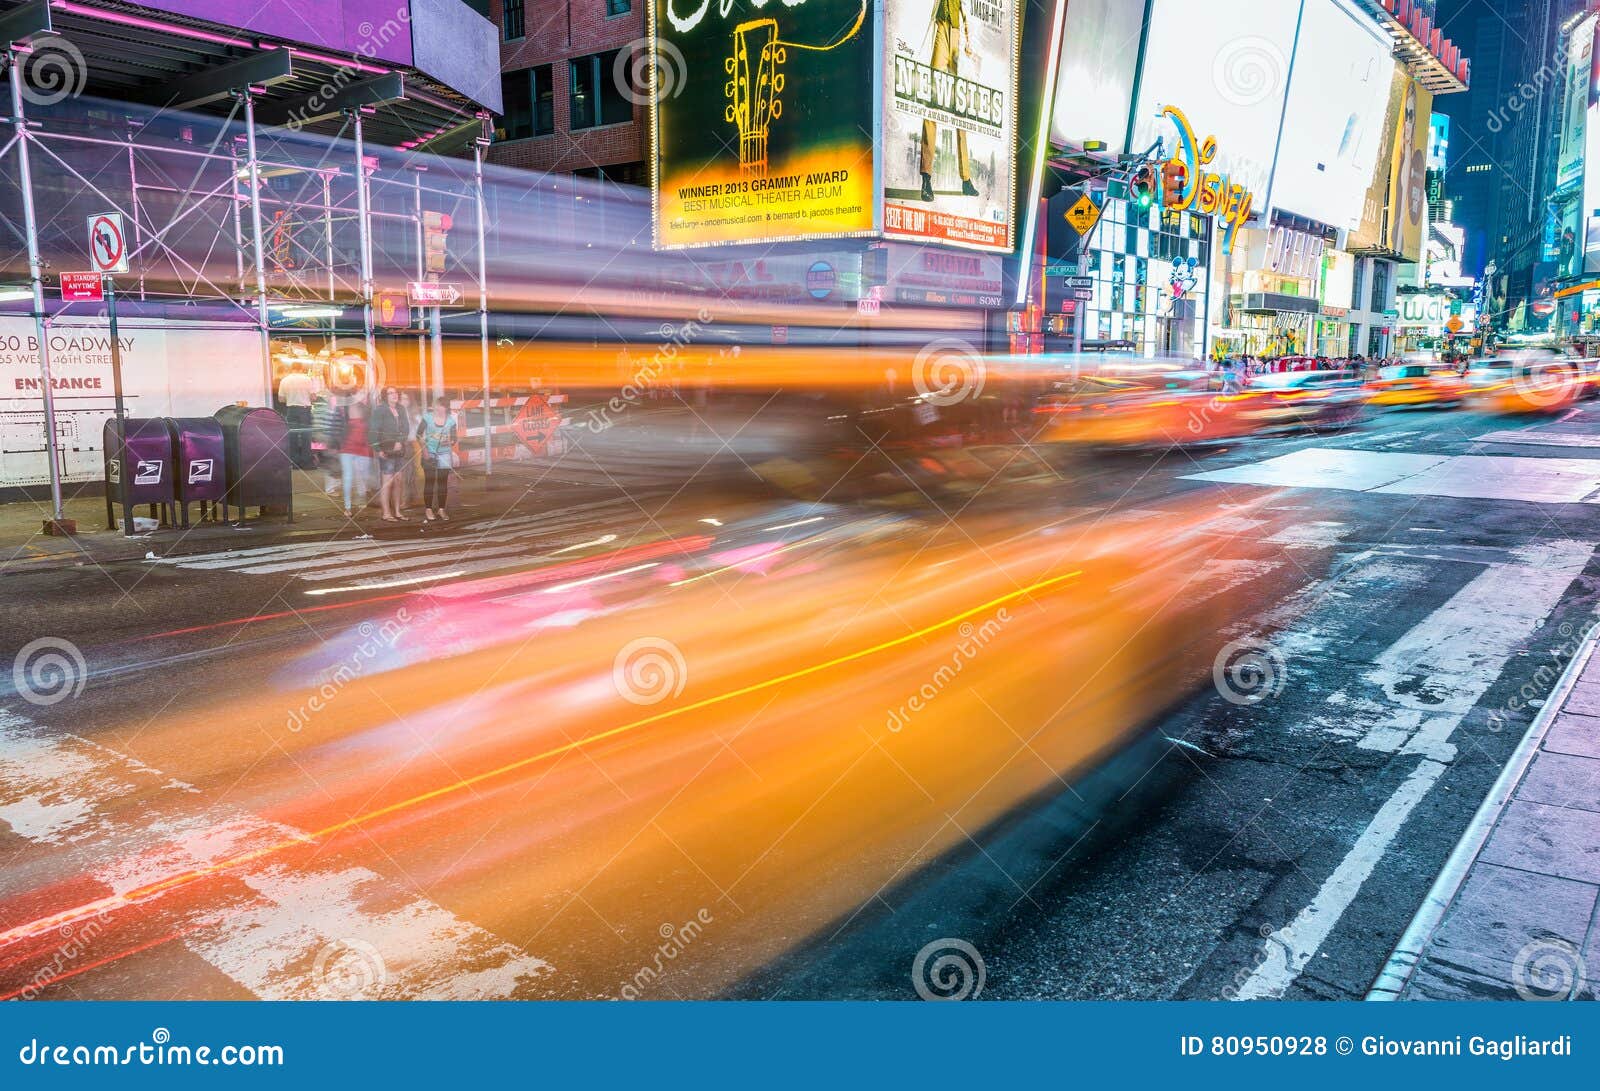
[339, 399, 373, 517]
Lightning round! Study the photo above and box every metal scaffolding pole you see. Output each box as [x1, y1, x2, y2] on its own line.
[473, 124, 492, 476]
[349, 107, 376, 365]
[239, 89, 272, 397]
[8, 51, 64, 524]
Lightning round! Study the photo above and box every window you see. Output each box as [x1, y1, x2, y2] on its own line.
[570, 49, 632, 129]
[497, 65, 554, 140]
[1352, 259, 1365, 311]
[532, 64, 554, 135]
[607, 0, 631, 13]
[1371, 260, 1391, 313]
[499, 69, 531, 141]
[502, 0, 525, 40]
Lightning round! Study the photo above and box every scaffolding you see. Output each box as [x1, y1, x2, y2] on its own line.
[0, 2, 496, 520]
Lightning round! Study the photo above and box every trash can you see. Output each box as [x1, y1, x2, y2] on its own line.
[103, 417, 175, 535]
[164, 417, 229, 527]
[214, 405, 292, 523]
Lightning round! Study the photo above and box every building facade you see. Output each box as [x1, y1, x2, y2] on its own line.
[488, 0, 648, 183]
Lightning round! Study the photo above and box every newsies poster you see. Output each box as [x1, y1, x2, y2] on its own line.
[651, 0, 876, 248]
[881, 0, 1020, 251]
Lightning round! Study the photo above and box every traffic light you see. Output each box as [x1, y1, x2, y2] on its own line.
[422, 211, 452, 275]
[1161, 159, 1187, 208]
[1131, 165, 1156, 210]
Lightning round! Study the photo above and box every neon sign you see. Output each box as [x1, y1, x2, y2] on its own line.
[1161, 106, 1254, 254]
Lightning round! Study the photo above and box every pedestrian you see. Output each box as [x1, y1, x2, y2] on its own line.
[338, 399, 373, 518]
[311, 389, 345, 496]
[370, 385, 411, 522]
[416, 396, 459, 523]
[398, 391, 420, 515]
[277, 362, 316, 468]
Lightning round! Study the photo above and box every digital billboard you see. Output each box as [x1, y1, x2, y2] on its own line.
[1348, 63, 1406, 252]
[1048, 0, 1144, 156]
[881, 0, 1021, 252]
[1269, 0, 1394, 231]
[1387, 77, 1432, 261]
[1130, 0, 1299, 198]
[651, 0, 877, 248]
[1557, 14, 1596, 192]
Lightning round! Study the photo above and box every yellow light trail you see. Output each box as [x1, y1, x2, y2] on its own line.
[0, 568, 1082, 948]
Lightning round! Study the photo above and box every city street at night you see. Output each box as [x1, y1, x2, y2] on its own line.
[4, 399, 1598, 1002]
[2, 0, 1599, 1080]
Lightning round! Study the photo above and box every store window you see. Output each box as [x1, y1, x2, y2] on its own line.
[502, 0, 525, 40]
[570, 49, 633, 129]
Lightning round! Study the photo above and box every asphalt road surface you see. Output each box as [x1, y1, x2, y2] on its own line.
[3, 402, 1598, 1000]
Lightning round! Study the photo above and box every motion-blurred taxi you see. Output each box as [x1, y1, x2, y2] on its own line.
[1239, 370, 1368, 431]
[1366, 363, 1468, 407]
[1033, 368, 1263, 446]
[1466, 359, 1583, 414]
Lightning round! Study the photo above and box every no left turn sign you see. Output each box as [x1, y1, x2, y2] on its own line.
[88, 213, 128, 274]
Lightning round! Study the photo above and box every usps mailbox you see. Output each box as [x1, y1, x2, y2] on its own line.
[165, 417, 228, 526]
[214, 405, 292, 522]
[103, 417, 174, 535]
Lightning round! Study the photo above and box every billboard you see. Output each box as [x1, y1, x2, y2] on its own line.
[1556, 15, 1595, 191]
[1386, 77, 1432, 261]
[1130, 0, 1299, 199]
[1048, 0, 1144, 156]
[881, 0, 1022, 252]
[651, 0, 876, 248]
[1269, 0, 1394, 231]
[1349, 63, 1406, 252]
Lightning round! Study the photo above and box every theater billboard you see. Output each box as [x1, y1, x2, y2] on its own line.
[651, 0, 1020, 254]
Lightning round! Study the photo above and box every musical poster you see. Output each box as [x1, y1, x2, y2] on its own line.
[881, 0, 1020, 252]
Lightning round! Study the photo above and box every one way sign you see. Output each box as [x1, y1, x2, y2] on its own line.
[407, 282, 461, 306]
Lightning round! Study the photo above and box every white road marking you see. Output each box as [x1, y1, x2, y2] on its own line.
[1474, 429, 1600, 449]
[0, 711, 551, 999]
[1233, 539, 1594, 999]
[1185, 448, 1600, 503]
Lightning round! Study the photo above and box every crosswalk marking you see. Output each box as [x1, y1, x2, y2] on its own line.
[0, 711, 551, 999]
[145, 500, 643, 586]
[1186, 447, 1600, 503]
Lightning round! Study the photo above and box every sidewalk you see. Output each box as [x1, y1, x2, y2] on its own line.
[0, 462, 575, 572]
[1369, 634, 1600, 1001]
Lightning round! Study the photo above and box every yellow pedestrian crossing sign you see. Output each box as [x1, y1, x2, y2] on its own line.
[1064, 194, 1102, 236]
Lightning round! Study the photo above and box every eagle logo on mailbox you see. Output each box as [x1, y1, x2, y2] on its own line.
[134, 460, 162, 485]
[188, 459, 214, 484]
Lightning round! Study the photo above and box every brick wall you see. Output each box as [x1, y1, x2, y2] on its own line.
[486, 0, 648, 174]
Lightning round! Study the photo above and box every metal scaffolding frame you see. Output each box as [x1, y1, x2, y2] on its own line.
[0, 4, 497, 519]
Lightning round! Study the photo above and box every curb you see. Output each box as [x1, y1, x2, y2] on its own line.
[1364, 623, 1600, 1000]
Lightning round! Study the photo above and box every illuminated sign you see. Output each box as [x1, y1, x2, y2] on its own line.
[651, 0, 876, 248]
[881, 0, 1021, 252]
[1398, 293, 1474, 333]
[1161, 106, 1254, 253]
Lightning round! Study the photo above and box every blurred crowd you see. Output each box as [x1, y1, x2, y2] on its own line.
[276, 363, 463, 524]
